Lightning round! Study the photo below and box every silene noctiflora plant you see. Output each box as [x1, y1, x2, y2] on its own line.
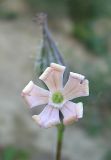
[21, 13, 89, 160]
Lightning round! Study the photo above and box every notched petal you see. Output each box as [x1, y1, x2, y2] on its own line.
[39, 63, 66, 92]
[63, 72, 89, 100]
[22, 81, 49, 108]
[60, 101, 83, 125]
[32, 105, 60, 128]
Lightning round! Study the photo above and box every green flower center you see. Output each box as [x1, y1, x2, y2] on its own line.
[52, 92, 64, 104]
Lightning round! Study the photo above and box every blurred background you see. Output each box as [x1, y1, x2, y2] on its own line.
[0, 0, 111, 159]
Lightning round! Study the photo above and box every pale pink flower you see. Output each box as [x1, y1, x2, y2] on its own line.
[21, 63, 89, 128]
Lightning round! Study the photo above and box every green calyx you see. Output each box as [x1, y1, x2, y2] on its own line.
[52, 92, 64, 104]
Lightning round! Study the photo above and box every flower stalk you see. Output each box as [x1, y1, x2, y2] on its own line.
[36, 13, 65, 160]
[56, 124, 65, 160]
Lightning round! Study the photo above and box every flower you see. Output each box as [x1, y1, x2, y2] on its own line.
[21, 63, 89, 128]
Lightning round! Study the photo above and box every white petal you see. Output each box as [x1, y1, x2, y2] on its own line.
[39, 63, 66, 92]
[60, 101, 77, 125]
[50, 63, 66, 72]
[32, 105, 60, 128]
[22, 81, 49, 108]
[60, 101, 83, 125]
[63, 72, 89, 101]
[22, 81, 34, 94]
[75, 102, 83, 118]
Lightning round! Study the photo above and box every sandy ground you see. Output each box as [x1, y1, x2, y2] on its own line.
[0, 19, 107, 160]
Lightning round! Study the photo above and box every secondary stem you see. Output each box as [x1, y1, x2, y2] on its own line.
[56, 124, 64, 160]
